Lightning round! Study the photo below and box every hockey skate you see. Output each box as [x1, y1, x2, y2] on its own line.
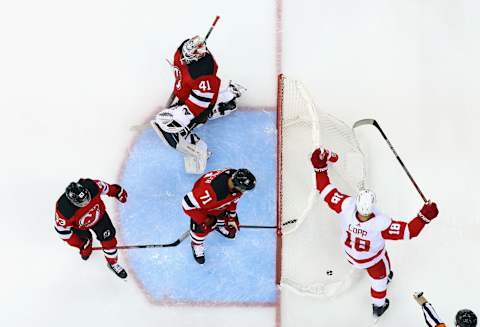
[387, 271, 394, 285]
[373, 298, 390, 322]
[108, 262, 128, 279]
[215, 226, 236, 239]
[191, 242, 205, 264]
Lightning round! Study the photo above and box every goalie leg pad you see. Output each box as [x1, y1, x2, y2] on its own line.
[181, 137, 208, 174]
[150, 120, 180, 149]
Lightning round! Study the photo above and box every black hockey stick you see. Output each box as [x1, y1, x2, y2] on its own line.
[92, 230, 190, 250]
[92, 221, 285, 250]
[353, 119, 428, 202]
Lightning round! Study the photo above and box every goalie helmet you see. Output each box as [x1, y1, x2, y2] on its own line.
[181, 35, 207, 64]
[65, 182, 91, 207]
[455, 309, 477, 327]
[355, 189, 376, 216]
[232, 169, 256, 192]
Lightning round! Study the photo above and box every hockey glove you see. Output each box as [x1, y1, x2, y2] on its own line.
[112, 184, 128, 203]
[225, 211, 240, 232]
[418, 201, 438, 223]
[413, 292, 428, 306]
[79, 237, 93, 260]
[310, 148, 338, 172]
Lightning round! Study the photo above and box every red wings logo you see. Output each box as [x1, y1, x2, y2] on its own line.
[79, 204, 101, 227]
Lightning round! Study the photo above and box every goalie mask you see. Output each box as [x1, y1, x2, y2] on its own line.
[65, 182, 91, 207]
[455, 309, 477, 327]
[181, 35, 207, 64]
[232, 169, 256, 192]
[355, 189, 376, 216]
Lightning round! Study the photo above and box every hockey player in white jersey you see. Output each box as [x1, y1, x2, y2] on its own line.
[310, 147, 439, 319]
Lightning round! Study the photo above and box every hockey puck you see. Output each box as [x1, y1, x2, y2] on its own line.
[326, 270, 333, 276]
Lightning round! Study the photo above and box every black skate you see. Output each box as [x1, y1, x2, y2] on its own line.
[108, 263, 128, 279]
[215, 226, 236, 239]
[387, 271, 394, 285]
[373, 298, 390, 321]
[191, 242, 205, 264]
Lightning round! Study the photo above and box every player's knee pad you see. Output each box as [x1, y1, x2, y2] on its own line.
[101, 237, 117, 250]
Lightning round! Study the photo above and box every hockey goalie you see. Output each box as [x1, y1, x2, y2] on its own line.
[151, 35, 245, 174]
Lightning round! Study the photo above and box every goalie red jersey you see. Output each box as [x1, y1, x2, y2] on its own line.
[182, 169, 243, 225]
[172, 38, 221, 117]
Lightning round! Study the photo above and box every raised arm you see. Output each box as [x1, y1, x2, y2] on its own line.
[382, 202, 438, 240]
[310, 148, 351, 214]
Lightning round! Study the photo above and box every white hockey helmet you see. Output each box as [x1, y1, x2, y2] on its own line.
[355, 189, 376, 216]
[181, 35, 207, 64]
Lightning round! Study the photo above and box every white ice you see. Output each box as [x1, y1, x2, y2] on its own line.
[0, 0, 479, 326]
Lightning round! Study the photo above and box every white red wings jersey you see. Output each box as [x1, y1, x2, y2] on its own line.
[316, 171, 427, 269]
[54, 179, 120, 241]
[182, 169, 243, 224]
[172, 40, 221, 117]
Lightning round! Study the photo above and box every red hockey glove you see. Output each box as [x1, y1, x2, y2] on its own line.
[310, 148, 338, 172]
[418, 201, 438, 223]
[225, 211, 240, 232]
[112, 184, 128, 203]
[79, 237, 92, 260]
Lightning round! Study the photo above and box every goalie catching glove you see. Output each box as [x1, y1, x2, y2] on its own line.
[310, 148, 338, 172]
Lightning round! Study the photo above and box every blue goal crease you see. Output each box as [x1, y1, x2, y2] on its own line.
[119, 111, 277, 304]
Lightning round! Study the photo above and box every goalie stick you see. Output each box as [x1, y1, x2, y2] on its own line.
[92, 220, 292, 251]
[353, 119, 428, 203]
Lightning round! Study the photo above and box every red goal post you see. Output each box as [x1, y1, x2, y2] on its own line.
[276, 74, 367, 297]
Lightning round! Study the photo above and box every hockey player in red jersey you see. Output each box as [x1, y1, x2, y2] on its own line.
[182, 168, 256, 264]
[151, 35, 245, 174]
[54, 179, 128, 279]
[310, 147, 439, 319]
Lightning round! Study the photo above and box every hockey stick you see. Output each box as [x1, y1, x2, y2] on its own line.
[165, 15, 221, 108]
[92, 230, 190, 250]
[353, 119, 428, 202]
[92, 221, 283, 251]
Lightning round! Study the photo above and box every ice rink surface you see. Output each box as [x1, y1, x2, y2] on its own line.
[1, 0, 479, 326]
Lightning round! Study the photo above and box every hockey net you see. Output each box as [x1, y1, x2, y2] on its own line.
[277, 74, 366, 297]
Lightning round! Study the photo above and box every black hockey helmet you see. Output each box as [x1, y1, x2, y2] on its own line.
[232, 169, 256, 192]
[65, 182, 91, 207]
[456, 309, 477, 327]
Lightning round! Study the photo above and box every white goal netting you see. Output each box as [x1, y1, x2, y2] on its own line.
[278, 75, 366, 297]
